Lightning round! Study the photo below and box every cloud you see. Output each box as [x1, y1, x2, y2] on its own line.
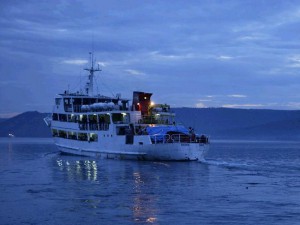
[195, 102, 206, 108]
[96, 61, 109, 67]
[286, 55, 300, 68]
[216, 55, 233, 61]
[237, 34, 268, 41]
[222, 104, 264, 108]
[227, 94, 247, 98]
[124, 69, 145, 76]
[62, 59, 88, 65]
[149, 51, 195, 61]
[3, 0, 300, 115]
[286, 102, 300, 109]
[197, 99, 212, 102]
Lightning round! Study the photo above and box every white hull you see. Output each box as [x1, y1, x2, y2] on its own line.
[55, 139, 208, 161]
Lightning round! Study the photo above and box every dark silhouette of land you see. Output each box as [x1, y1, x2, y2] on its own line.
[1, 108, 300, 140]
[174, 108, 300, 140]
[0, 111, 52, 138]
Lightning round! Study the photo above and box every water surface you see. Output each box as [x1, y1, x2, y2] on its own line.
[0, 138, 300, 225]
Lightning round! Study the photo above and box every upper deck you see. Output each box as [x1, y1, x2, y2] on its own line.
[53, 91, 175, 126]
[55, 91, 130, 113]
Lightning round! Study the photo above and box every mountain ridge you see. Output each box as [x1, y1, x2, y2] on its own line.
[0, 108, 299, 140]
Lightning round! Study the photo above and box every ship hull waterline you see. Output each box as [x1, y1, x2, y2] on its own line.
[55, 142, 209, 161]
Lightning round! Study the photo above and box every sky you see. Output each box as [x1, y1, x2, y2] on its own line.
[2, 0, 300, 117]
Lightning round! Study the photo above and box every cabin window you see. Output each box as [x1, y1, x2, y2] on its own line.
[89, 114, 97, 123]
[112, 113, 129, 124]
[67, 131, 77, 140]
[58, 130, 67, 138]
[52, 113, 58, 121]
[67, 114, 77, 123]
[89, 114, 98, 130]
[89, 133, 98, 142]
[79, 114, 88, 123]
[73, 98, 83, 112]
[78, 133, 88, 141]
[98, 114, 110, 130]
[59, 114, 67, 122]
[52, 129, 58, 137]
[82, 98, 96, 105]
[78, 115, 88, 130]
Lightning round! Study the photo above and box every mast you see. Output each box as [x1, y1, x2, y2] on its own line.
[84, 52, 101, 96]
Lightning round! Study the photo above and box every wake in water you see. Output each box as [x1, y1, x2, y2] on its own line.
[203, 158, 300, 178]
[43, 151, 60, 157]
[203, 159, 252, 169]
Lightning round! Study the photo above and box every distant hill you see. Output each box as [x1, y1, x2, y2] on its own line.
[0, 111, 51, 137]
[1, 108, 300, 140]
[173, 108, 300, 140]
[0, 118, 7, 123]
[219, 119, 300, 140]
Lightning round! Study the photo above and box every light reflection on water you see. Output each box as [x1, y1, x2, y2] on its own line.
[53, 157, 161, 223]
[56, 159, 98, 181]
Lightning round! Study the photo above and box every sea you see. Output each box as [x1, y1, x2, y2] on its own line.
[0, 138, 300, 225]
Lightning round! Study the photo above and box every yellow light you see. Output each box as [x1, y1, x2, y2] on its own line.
[150, 101, 155, 106]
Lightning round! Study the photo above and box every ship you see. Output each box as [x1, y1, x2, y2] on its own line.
[45, 53, 209, 161]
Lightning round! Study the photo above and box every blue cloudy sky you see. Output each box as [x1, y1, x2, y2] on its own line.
[1, 0, 300, 117]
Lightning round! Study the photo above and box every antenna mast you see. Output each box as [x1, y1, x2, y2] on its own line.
[84, 52, 101, 96]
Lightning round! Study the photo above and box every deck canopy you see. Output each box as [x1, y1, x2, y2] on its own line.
[146, 125, 189, 136]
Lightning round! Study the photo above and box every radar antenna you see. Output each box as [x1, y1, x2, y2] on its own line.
[84, 52, 101, 96]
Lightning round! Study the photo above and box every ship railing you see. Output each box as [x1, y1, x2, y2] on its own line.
[150, 134, 209, 144]
[171, 134, 209, 144]
[171, 134, 192, 143]
[150, 134, 171, 144]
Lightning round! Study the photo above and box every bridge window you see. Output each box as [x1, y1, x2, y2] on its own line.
[64, 98, 72, 112]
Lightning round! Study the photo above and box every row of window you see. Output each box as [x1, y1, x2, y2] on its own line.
[52, 113, 130, 124]
[52, 129, 98, 142]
